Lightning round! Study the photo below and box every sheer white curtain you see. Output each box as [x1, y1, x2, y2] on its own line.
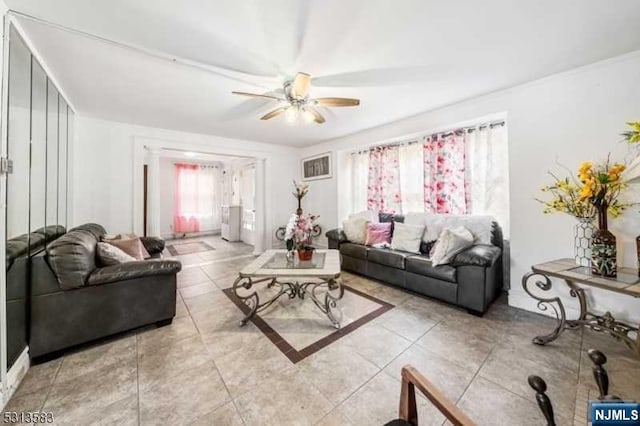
[465, 124, 510, 235]
[398, 142, 425, 213]
[176, 164, 223, 232]
[349, 151, 369, 213]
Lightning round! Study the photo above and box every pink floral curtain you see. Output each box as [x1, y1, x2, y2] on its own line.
[174, 163, 201, 233]
[423, 133, 468, 214]
[367, 146, 402, 213]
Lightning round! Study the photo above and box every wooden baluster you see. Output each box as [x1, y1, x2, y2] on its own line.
[587, 349, 621, 400]
[528, 375, 556, 426]
[588, 349, 609, 399]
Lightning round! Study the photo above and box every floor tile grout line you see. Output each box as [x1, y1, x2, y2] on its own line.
[326, 323, 441, 424]
[188, 298, 247, 426]
[38, 355, 64, 411]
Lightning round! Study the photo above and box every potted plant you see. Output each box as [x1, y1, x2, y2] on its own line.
[285, 213, 319, 261]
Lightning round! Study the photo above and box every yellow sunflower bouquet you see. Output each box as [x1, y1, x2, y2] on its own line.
[538, 158, 633, 219]
[576, 158, 632, 217]
[538, 172, 596, 219]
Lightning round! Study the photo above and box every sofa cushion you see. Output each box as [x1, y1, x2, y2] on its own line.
[367, 248, 410, 269]
[343, 217, 368, 244]
[97, 242, 137, 266]
[340, 243, 368, 260]
[33, 225, 66, 240]
[70, 223, 106, 240]
[391, 223, 424, 254]
[365, 222, 392, 246]
[451, 244, 501, 267]
[405, 256, 457, 283]
[430, 226, 475, 266]
[47, 229, 99, 290]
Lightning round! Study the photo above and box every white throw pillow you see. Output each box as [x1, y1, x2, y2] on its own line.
[97, 242, 137, 266]
[348, 210, 379, 223]
[391, 223, 425, 254]
[430, 226, 475, 266]
[343, 217, 369, 244]
[423, 215, 495, 245]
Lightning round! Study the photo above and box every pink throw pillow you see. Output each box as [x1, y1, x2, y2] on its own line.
[365, 222, 392, 246]
[106, 238, 148, 260]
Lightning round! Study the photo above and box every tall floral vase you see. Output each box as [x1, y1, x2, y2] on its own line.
[591, 204, 617, 277]
[574, 217, 595, 267]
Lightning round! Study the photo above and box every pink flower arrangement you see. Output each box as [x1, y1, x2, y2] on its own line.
[284, 213, 319, 250]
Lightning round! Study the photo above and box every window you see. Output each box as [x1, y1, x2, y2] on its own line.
[174, 164, 222, 233]
[348, 121, 509, 234]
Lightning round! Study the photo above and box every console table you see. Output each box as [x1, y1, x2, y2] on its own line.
[522, 258, 640, 356]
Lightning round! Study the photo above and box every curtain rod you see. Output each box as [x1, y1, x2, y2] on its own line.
[351, 120, 506, 155]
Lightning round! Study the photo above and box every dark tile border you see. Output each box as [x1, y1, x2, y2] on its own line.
[222, 284, 394, 363]
[167, 241, 215, 256]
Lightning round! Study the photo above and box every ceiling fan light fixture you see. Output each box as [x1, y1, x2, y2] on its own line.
[284, 106, 299, 125]
[301, 108, 315, 124]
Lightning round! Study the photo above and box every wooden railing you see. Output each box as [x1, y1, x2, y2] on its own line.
[398, 365, 476, 426]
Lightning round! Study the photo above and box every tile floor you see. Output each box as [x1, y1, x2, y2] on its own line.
[3, 237, 640, 425]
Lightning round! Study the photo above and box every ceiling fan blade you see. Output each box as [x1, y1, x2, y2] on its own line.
[314, 97, 360, 107]
[260, 107, 287, 120]
[291, 72, 311, 98]
[232, 91, 284, 101]
[306, 107, 326, 124]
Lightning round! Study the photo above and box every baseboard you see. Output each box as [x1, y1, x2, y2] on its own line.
[1, 347, 29, 408]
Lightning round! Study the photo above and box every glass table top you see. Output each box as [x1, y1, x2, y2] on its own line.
[261, 252, 326, 270]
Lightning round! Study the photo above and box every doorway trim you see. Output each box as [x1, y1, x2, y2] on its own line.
[131, 136, 269, 253]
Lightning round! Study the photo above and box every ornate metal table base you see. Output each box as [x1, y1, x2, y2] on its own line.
[232, 275, 345, 328]
[522, 272, 640, 355]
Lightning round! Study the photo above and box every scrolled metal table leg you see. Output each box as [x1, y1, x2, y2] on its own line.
[301, 277, 345, 328]
[232, 276, 259, 326]
[566, 280, 587, 330]
[522, 272, 567, 345]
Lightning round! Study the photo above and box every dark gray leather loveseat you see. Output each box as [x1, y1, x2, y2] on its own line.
[327, 214, 503, 315]
[30, 223, 181, 359]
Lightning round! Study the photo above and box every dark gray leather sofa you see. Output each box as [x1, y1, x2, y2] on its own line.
[327, 214, 503, 315]
[6, 225, 67, 368]
[29, 223, 181, 359]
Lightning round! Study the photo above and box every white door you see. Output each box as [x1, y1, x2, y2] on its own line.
[239, 166, 255, 245]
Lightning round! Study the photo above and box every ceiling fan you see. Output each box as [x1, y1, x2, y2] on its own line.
[231, 72, 360, 124]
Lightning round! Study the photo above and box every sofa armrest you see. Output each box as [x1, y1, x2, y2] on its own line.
[326, 228, 348, 250]
[451, 245, 501, 268]
[140, 236, 166, 255]
[87, 259, 182, 286]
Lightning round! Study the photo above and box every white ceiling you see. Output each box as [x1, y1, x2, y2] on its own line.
[7, 0, 640, 146]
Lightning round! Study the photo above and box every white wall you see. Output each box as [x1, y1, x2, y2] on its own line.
[72, 117, 300, 248]
[300, 50, 640, 323]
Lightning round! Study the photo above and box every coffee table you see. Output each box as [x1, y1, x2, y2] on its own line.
[232, 249, 344, 328]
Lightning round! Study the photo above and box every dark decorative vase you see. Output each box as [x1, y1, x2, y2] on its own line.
[298, 249, 314, 261]
[591, 204, 617, 277]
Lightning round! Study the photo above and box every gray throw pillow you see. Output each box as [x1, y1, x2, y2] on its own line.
[97, 242, 137, 266]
